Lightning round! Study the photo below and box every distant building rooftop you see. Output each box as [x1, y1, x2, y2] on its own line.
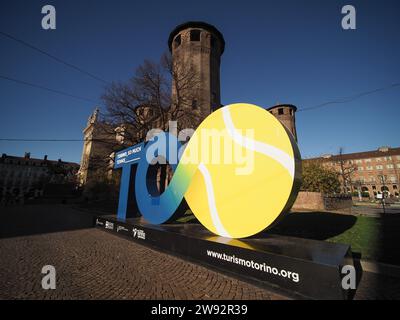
[306, 146, 400, 162]
[0, 153, 79, 167]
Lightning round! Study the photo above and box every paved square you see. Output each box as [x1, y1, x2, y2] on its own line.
[0, 205, 285, 300]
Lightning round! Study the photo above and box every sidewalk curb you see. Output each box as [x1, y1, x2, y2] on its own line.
[357, 259, 400, 278]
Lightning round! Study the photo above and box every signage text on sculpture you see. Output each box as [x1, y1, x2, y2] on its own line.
[115, 103, 302, 239]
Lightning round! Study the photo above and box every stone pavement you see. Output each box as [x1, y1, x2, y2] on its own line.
[0, 228, 284, 300]
[0, 204, 399, 300]
[0, 204, 285, 300]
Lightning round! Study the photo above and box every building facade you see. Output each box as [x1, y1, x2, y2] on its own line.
[307, 146, 400, 199]
[78, 21, 298, 184]
[0, 152, 79, 203]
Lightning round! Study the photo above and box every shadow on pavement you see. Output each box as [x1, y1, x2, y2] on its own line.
[0, 204, 95, 239]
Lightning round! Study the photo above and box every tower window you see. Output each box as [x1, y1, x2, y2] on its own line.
[191, 99, 198, 109]
[278, 108, 284, 115]
[190, 30, 201, 41]
[174, 34, 181, 48]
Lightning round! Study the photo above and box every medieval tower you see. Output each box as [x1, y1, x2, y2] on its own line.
[168, 21, 225, 125]
[268, 104, 297, 141]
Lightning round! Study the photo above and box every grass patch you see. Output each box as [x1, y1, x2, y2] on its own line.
[326, 216, 381, 261]
[269, 212, 400, 265]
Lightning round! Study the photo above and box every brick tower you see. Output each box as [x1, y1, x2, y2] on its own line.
[268, 104, 298, 141]
[168, 21, 225, 126]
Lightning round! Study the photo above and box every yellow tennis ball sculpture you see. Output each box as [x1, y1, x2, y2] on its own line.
[182, 103, 302, 238]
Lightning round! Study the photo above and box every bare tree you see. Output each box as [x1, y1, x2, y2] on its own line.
[161, 53, 202, 129]
[83, 52, 201, 187]
[337, 147, 357, 194]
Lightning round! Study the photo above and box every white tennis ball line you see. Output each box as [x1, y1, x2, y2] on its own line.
[198, 162, 232, 238]
[196, 106, 295, 238]
[222, 106, 294, 178]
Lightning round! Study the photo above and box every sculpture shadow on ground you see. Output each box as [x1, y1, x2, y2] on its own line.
[265, 211, 358, 240]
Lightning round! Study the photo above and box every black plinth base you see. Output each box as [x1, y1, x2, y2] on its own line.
[95, 215, 357, 300]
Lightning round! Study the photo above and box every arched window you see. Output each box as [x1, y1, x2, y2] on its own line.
[174, 34, 181, 48]
[190, 30, 201, 42]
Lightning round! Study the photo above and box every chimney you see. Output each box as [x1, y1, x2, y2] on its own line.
[58, 158, 62, 163]
[24, 152, 31, 159]
[1, 153, 6, 159]
[44, 155, 48, 161]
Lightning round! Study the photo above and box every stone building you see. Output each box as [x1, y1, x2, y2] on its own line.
[0, 152, 79, 203]
[78, 21, 298, 184]
[78, 109, 116, 185]
[306, 146, 400, 199]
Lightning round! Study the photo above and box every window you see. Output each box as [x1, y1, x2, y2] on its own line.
[190, 30, 201, 41]
[397, 163, 400, 169]
[372, 185, 376, 190]
[358, 167, 364, 171]
[387, 164, 394, 169]
[389, 176, 397, 183]
[376, 165, 383, 170]
[394, 185, 398, 190]
[355, 160, 362, 164]
[278, 108, 284, 115]
[365, 158, 371, 163]
[366, 166, 373, 171]
[375, 157, 382, 162]
[384, 156, 392, 161]
[191, 99, 198, 109]
[174, 34, 181, 48]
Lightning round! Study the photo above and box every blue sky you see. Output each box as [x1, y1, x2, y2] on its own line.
[0, 0, 399, 163]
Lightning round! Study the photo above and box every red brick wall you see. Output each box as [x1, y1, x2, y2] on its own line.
[292, 191, 353, 212]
